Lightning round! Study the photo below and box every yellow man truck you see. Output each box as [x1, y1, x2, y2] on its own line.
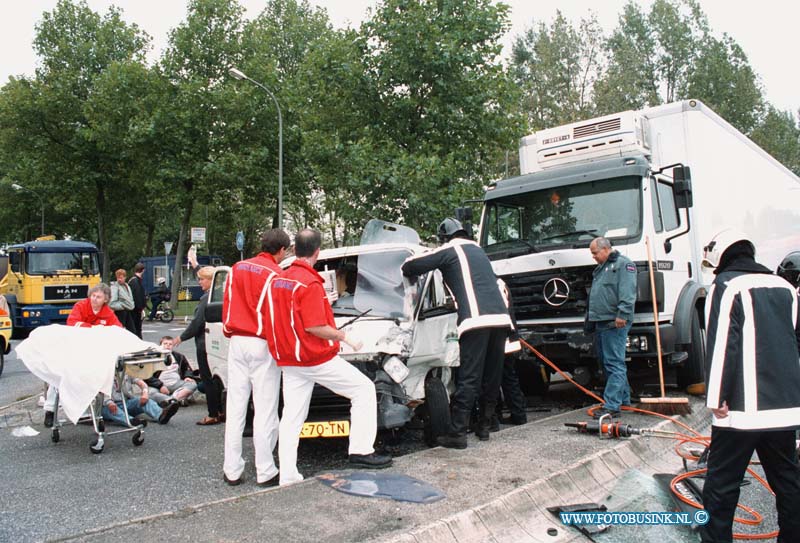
[0, 238, 101, 337]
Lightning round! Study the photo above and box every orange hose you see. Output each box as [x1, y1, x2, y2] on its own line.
[519, 338, 779, 539]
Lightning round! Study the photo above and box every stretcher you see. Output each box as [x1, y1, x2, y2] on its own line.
[50, 349, 168, 454]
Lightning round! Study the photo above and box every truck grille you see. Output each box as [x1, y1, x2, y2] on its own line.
[501, 266, 595, 321]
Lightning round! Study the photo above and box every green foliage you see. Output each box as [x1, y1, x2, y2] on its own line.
[0, 0, 151, 279]
[751, 106, 800, 176]
[593, 1, 659, 113]
[0, 0, 795, 260]
[511, 11, 603, 130]
[683, 34, 763, 134]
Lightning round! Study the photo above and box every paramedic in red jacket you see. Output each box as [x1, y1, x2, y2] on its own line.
[267, 229, 391, 486]
[221, 229, 291, 487]
[66, 283, 122, 328]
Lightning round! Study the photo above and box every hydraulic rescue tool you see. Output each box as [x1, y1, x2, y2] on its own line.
[564, 419, 681, 440]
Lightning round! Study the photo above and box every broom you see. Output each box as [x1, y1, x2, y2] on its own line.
[638, 236, 692, 416]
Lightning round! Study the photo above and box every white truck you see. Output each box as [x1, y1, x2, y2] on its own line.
[473, 100, 800, 394]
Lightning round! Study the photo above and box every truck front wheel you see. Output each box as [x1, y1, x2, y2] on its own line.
[677, 310, 705, 390]
[516, 358, 550, 397]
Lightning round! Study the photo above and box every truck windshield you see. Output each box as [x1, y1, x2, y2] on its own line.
[26, 252, 100, 275]
[482, 176, 642, 253]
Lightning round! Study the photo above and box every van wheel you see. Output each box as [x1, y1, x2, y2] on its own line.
[423, 376, 450, 447]
[516, 358, 550, 397]
[677, 310, 705, 389]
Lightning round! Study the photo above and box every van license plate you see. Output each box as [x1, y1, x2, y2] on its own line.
[59, 309, 72, 315]
[300, 420, 350, 438]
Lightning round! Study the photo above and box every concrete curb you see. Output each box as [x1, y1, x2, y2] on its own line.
[379, 406, 711, 543]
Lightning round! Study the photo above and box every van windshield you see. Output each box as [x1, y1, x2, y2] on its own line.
[26, 251, 100, 275]
[482, 176, 642, 254]
[316, 249, 415, 320]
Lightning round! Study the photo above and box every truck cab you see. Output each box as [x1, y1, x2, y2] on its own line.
[477, 100, 800, 395]
[0, 239, 101, 335]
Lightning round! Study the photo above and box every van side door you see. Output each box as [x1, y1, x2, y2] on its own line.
[204, 266, 230, 387]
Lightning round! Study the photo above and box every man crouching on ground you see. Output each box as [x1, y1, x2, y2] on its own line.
[265, 228, 391, 486]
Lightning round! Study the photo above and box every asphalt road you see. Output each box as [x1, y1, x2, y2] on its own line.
[0, 321, 783, 543]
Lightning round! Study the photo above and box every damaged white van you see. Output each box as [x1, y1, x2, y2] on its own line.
[205, 220, 457, 445]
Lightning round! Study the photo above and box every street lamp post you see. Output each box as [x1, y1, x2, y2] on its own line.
[229, 67, 283, 229]
[11, 183, 44, 235]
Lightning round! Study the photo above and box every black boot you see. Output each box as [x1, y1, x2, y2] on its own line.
[438, 408, 470, 449]
[473, 401, 496, 441]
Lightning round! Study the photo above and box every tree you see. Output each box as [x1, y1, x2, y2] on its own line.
[751, 106, 800, 176]
[156, 0, 248, 299]
[511, 11, 604, 129]
[593, 1, 659, 114]
[683, 34, 763, 134]
[0, 0, 151, 279]
[347, 0, 521, 237]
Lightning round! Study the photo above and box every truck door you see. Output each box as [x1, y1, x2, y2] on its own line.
[648, 175, 686, 312]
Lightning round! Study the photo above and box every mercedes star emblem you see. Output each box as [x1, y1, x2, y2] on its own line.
[543, 277, 569, 307]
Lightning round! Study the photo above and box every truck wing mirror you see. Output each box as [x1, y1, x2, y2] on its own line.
[455, 206, 473, 222]
[455, 206, 474, 240]
[672, 166, 693, 209]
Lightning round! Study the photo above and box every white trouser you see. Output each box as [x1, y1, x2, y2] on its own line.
[44, 385, 58, 412]
[223, 336, 281, 483]
[278, 356, 377, 486]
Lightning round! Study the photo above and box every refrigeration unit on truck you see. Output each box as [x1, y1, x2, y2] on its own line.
[475, 99, 800, 394]
[0, 238, 101, 336]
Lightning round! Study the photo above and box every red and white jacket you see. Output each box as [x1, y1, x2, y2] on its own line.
[265, 260, 339, 366]
[223, 252, 281, 338]
[67, 298, 122, 328]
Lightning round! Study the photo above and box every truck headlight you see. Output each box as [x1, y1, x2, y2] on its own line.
[382, 356, 409, 384]
[626, 335, 648, 352]
[23, 311, 30, 318]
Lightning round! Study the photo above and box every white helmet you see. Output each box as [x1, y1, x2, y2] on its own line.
[702, 229, 754, 268]
[157, 277, 166, 284]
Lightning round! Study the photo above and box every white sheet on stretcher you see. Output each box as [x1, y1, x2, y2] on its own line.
[16, 325, 158, 424]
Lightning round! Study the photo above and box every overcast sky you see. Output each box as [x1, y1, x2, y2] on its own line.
[2, 1, 797, 114]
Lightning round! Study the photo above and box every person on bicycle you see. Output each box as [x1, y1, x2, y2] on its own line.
[148, 278, 170, 321]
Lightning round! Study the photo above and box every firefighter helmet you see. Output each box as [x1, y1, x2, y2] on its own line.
[437, 218, 467, 243]
[777, 251, 800, 287]
[701, 229, 754, 269]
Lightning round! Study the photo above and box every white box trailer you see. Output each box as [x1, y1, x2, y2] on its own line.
[476, 100, 800, 393]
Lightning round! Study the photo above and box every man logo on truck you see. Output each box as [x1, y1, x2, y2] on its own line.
[543, 278, 570, 307]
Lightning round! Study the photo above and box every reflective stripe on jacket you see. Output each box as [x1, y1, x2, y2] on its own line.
[401, 238, 510, 336]
[705, 270, 800, 430]
[223, 252, 280, 338]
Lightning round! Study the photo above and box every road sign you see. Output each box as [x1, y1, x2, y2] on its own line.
[164, 241, 173, 254]
[235, 231, 245, 252]
[191, 227, 206, 243]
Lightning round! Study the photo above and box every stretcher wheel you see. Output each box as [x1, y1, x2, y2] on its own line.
[132, 431, 144, 446]
[90, 440, 104, 454]
[51, 429, 60, 443]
